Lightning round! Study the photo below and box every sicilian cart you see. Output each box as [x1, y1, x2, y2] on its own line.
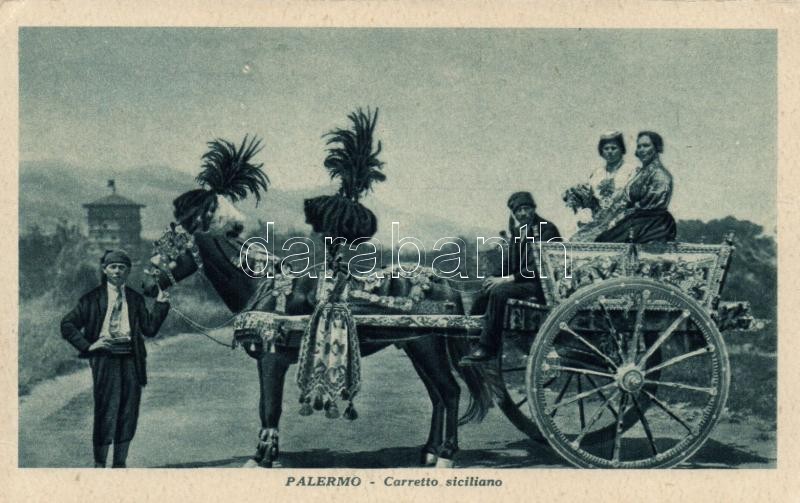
[231, 235, 758, 469]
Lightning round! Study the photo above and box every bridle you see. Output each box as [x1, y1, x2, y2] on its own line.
[145, 223, 242, 348]
[147, 223, 204, 287]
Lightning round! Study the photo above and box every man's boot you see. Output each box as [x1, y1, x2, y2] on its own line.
[93, 444, 109, 468]
[111, 441, 130, 468]
[459, 345, 497, 365]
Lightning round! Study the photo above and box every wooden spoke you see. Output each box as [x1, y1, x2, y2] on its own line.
[557, 353, 615, 375]
[502, 366, 527, 373]
[547, 365, 615, 379]
[572, 390, 621, 447]
[598, 299, 625, 360]
[585, 374, 619, 419]
[638, 310, 690, 367]
[548, 382, 617, 414]
[559, 323, 618, 370]
[632, 394, 658, 456]
[549, 374, 574, 418]
[642, 389, 694, 434]
[629, 290, 649, 362]
[577, 376, 586, 429]
[515, 396, 528, 408]
[644, 380, 716, 395]
[645, 346, 712, 375]
[611, 393, 629, 464]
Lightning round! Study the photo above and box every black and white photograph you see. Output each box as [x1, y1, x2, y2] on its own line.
[5, 2, 798, 500]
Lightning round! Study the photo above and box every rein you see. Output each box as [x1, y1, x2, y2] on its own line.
[149, 225, 240, 348]
[168, 304, 239, 348]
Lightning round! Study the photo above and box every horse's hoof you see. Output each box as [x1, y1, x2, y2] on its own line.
[421, 452, 438, 467]
[252, 428, 279, 468]
[435, 457, 455, 468]
[258, 442, 279, 468]
[243, 458, 260, 468]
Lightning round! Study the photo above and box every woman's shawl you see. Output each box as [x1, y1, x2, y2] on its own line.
[625, 158, 673, 211]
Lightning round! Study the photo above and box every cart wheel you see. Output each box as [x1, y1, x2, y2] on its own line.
[527, 278, 730, 468]
[494, 325, 664, 448]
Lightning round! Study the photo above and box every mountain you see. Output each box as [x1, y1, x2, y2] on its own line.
[19, 160, 494, 245]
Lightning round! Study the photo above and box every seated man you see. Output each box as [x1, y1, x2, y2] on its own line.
[460, 191, 561, 365]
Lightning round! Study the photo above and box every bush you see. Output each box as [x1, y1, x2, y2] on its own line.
[677, 217, 777, 320]
[18, 294, 86, 395]
[19, 221, 85, 300]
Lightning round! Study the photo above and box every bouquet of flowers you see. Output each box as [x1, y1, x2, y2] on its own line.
[562, 183, 599, 214]
[597, 178, 616, 199]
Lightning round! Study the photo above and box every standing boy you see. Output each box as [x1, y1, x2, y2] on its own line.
[61, 250, 170, 467]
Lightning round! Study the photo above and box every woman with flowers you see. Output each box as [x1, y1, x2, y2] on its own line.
[565, 131, 637, 241]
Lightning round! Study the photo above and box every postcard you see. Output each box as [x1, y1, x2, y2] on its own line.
[2, 2, 799, 502]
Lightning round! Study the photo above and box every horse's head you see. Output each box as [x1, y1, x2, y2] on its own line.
[141, 223, 203, 297]
[141, 188, 252, 297]
[209, 194, 249, 237]
[170, 189, 249, 237]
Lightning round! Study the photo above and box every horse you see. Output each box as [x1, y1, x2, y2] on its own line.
[142, 193, 493, 468]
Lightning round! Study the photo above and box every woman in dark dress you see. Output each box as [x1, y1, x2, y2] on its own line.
[595, 131, 677, 243]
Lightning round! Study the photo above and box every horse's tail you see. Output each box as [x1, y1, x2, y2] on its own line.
[447, 334, 494, 425]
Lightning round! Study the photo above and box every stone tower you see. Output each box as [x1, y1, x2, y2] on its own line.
[83, 180, 145, 253]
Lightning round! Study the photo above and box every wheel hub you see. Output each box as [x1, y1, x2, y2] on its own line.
[617, 366, 644, 393]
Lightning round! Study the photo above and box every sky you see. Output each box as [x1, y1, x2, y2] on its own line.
[19, 28, 777, 237]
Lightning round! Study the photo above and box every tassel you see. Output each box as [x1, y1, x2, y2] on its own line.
[325, 401, 340, 419]
[343, 402, 358, 421]
[299, 400, 313, 416]
[313, 396, 324, 411]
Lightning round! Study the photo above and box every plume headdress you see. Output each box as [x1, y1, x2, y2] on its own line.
[173, 135, 269, 232]
[303, 108, 385, 242]
[296, 108, 385, 422]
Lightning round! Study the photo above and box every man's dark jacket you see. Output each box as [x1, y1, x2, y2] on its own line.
[61, 285, 170, 386]
[508, 213, 561, 283]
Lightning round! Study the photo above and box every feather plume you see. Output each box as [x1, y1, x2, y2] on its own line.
[196, 135, 269, 204]
[322, 108, 385, 202]
[304, 108, 385, 241]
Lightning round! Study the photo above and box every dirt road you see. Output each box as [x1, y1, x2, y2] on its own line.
[19, 331, 775, 469]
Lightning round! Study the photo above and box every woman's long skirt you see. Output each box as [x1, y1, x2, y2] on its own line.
[595, 210, 677, 243]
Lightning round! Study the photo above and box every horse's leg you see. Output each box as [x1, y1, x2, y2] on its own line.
[405, 336, 461, 468]
[243, 348, 294, 468]
[404, 346, 444, 466]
